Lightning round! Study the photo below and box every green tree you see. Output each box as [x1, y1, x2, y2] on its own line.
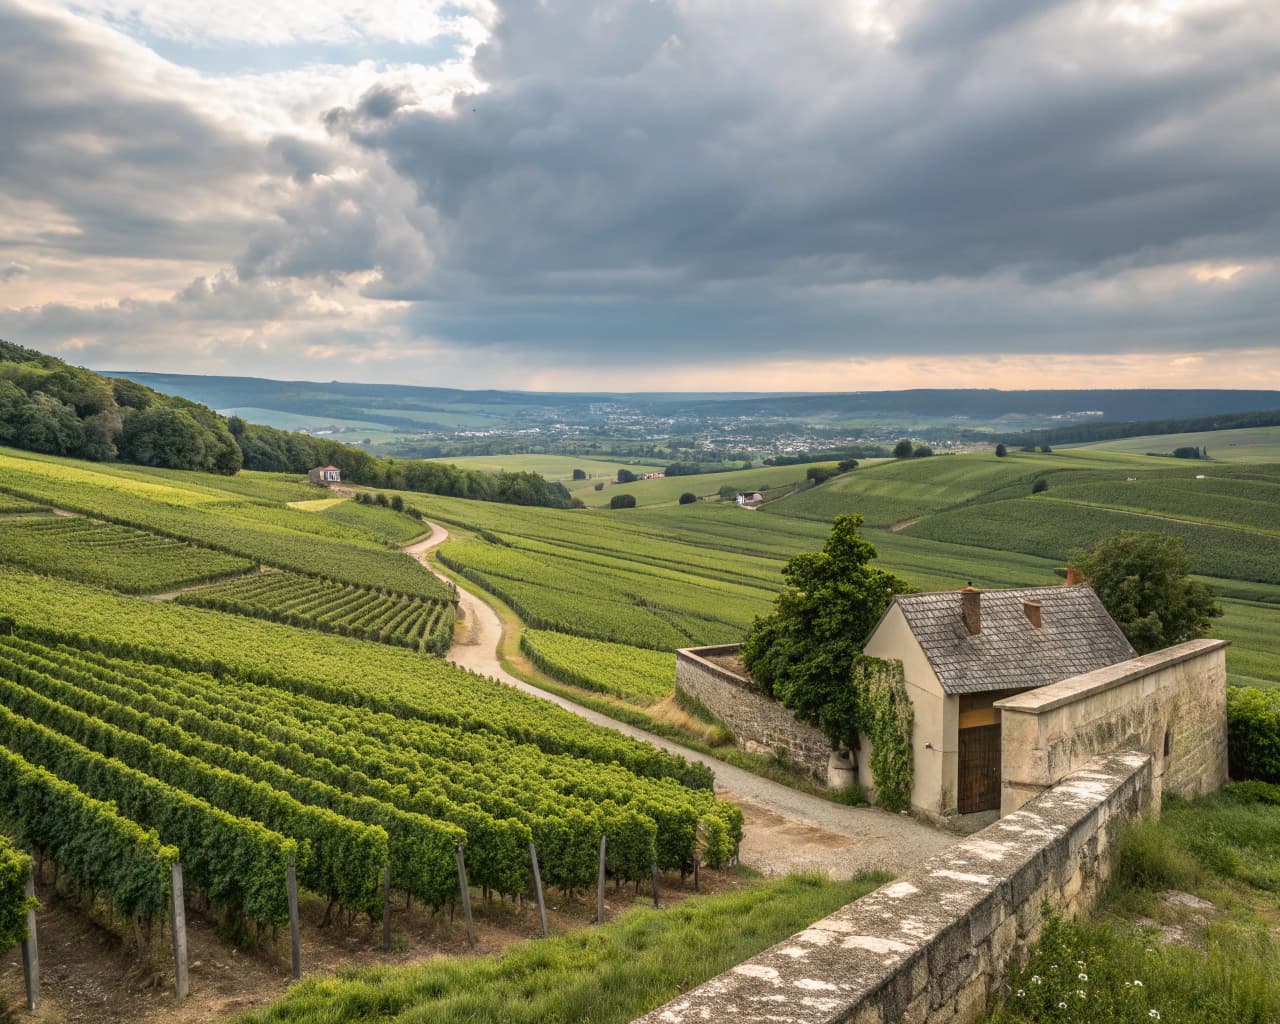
[995, 443, 1008, 457]
[742, 515, 910, 750]
[911, 445, 934, 458]
[718, 484, 738, 500]
[572, 468, 587, 480]
[610, 494, 637, 509]
[678, 492, 697, 505]
[893, 439, 913, 459]
[617, 469, 637, 484]
[1074, 532, 1222, 654]
[1031, 478, 1049, 494]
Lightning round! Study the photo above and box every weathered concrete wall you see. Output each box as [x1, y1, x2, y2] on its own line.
[634, 750, 1153, 1024]
[995, 639, 1227, 816]
[676, 645, 833, 783]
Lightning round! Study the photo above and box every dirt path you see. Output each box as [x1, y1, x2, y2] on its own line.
[887, 517, 920, 532]
[403, 525, 956, 880]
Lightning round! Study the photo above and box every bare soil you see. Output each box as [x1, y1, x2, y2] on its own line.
[0, 863, 746, 1024]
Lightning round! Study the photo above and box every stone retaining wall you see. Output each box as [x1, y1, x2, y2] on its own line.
[634, 750, 1153, 1024]
[995, 639, 1227, 816]
[676, 644, 833, 783]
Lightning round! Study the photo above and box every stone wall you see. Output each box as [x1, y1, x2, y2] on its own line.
[633, 750, 1153, 1024]
[676, 645, 833, 783]
[995, 639, 1227, 816]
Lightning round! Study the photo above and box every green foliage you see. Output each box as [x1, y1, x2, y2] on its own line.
[1031, 477, 1049, 494]
[1227, 686, 1280, 782]
[995, 443, 1008, 457]
[235, 871, 890, 1024]
[911, 445, 934, 458]
[0, 517, 254, 594]
[679, 492, 697, 505]
[572, 468, 587, 480]
[611, 493, 637, 509]
[0, 747, 175, 925]
[0, 835, 35, 951]
[1074, 532, 1223, 653]
[893, 439, 914, 459]
[178, 572, 456, 655]
[520, 631, 675, 705]
[617, 469, 637, 484]
[860, 658, 913, 812]
[742, 515, 909, 751]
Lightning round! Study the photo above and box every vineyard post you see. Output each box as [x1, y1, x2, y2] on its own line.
[20, 870, 38, 1012]
[596, 835, 606, 924]
[381, 863, 392, 953]
[170, 862, 190, 999]
[651, 862, 660, 909]
[455, 844, 476, 948]
[287, 854, 301, 979]
[693, 857, 700, 892]
[529, 842, 548, 939]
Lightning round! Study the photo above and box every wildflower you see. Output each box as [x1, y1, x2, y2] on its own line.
[1058, 1002, 1067, 1010]
[1076, 960, 1086, 968]
[1149, 1012, 1161, 1020]
[1031, 975, 1042, 985]
[1134, 980, 1144, 987]
[1077, 990, 1086, 999]
[1078, 973, 1088, 981]
[1016, 989, 1025, 998]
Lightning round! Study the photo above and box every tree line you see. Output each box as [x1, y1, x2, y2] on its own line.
[986, 407, 1280, 449]
[0, 340, 578, 509]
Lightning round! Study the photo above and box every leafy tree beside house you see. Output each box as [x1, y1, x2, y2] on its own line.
[1074, 532, 1222, 654]
[742, 514, 911, 756]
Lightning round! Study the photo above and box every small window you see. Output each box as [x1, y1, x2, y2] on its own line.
[1163, 728, 1172, 758]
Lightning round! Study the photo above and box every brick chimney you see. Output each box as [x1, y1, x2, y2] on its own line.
[1023, 601, 1042, 628]
[960, 584, 981, 635]
[1064, 566, 1084, 586]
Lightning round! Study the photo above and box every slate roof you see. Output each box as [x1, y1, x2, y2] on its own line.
[886, 585, 1136, 695]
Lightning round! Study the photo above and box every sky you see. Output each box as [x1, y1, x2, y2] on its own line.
[0, 0, 1277, 391]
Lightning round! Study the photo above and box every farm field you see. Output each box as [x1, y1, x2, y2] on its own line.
[521, 630, 675, 705]
[1075, 424, 1280, 462]
[429, 454, 665, 488]
[0, 447, 448, 600]
[0, 516, 254, 593]
[577, 462, 831, 508]
[177, 571, 457, 655]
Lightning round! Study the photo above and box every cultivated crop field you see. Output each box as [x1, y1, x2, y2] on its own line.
[178, 571, 457, 654]
[577, 463, 832, 508]
[1076, 424, 1280, 462]
[0, 516, 254, 593]
[521, 630, 675, 705]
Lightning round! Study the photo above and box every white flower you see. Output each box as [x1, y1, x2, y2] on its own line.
[1135, 980, 1144, 987]
[1058, 1002, 1068, 1010]
[1032, 975, 1042, 984]
[1076, 960, 1086, 968]
[1078, 973, 1088, 981]
[1149, 1012, 1161, 1020]
[1016, 989, 1025, 997]
[1077, 990, 1086, 999]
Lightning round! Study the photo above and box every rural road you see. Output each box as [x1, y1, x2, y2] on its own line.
[404, 525, 956, 879]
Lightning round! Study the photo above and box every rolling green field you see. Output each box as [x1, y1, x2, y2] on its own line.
[578, 463, 833, 508]
[1076, 424, 1280, 462]
[429, 454, 665, 488]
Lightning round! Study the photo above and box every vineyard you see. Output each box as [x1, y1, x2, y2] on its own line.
[520, 631, 675, 705]
[0, 628, 740, 935]
[177, 571, 457, 655]
[0, 834, 33, 951]
[0, 517, 255, 593]
[0, 449, 449, 600]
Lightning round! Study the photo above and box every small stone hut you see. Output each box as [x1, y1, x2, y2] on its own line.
[308, 465, 341, 485]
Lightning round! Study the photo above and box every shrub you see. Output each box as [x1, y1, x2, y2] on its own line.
[390, 494, 404, 512]
[594, 482, 604, 491]
[1227, 685, 1280, 782]
[995, 443, 1008, 457]
[911, 445, 934, 458]
[679, 492, 697, 505]
[610, 494, 637, 510]
[572, 469, 587, 481]
[893, 439, 913, 459]
[1031, 478, 1049, 494]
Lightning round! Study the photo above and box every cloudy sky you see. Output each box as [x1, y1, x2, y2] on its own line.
[0, 0, 1277, 390]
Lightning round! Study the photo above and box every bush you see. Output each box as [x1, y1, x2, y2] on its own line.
[995, 443, 1008, 457]
[572, 469, 587, 481]
[594, 482, 604, 491]
[1031, 478, 1049, 494]
[911, 445, 934, 458]
[610, 494, 637, 510]
[893, 439, 913, 459]
[616, 469, 637, 484]
[390, 494, 404, 512]
[1227, 685, 1280, 783]
[679, 492, 697, 505]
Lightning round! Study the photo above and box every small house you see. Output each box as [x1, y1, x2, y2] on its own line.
[862, 585, 1135, 818]
[736, 491, 764, 508]
[308, 465, 342, 485]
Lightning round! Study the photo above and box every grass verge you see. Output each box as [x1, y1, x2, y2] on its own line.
[236, 871, 890, 1024]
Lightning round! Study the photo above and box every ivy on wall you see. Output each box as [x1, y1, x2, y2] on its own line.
[856, 657, 914, 812]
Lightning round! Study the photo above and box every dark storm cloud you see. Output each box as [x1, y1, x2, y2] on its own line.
[284, 0, 1280, 360]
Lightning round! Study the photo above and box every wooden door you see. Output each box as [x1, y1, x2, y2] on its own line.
[958, 723, 1001, 814]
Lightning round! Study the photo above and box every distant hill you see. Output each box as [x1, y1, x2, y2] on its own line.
[108, 372, 1280, 434]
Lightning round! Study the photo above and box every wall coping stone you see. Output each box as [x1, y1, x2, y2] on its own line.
[994, 639, 1227, 716]
[677, 643, 765, 695]
[633, 749, 1152, 1024]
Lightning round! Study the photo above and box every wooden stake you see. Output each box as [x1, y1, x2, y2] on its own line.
[382, 863, 392, 953]
[693, 857, 700, 892]
[651, 862, 660, 909]
[596, 835, 607, 924]
[287, 854, 301, 980]
[171, 862, 190, 999]
[20, 871, 38, 1012]
[529, 842, 548, 939]
[455, 844, 476, 948]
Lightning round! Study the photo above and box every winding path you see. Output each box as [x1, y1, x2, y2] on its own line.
[404, 525, 956, 879]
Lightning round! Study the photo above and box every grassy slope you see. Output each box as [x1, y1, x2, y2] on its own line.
[1076, 424, 1280, 462]
[577, 463, 830, 508]
[237, 871, 890, 1024]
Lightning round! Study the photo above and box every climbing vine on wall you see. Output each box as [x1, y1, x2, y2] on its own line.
[855, 657, 914, 813]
